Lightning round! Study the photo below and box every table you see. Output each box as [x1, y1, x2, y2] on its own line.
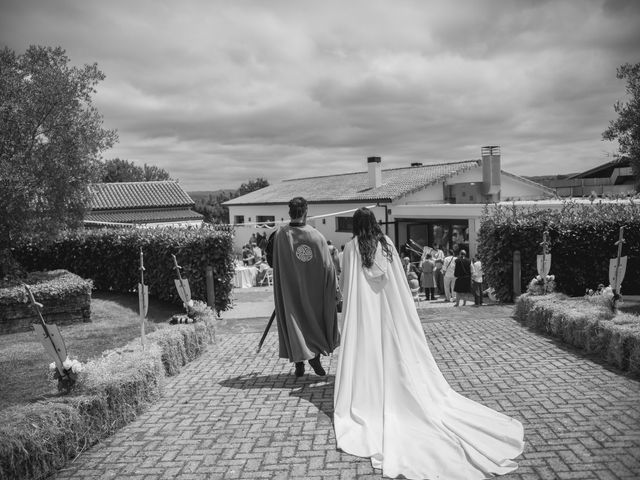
[234, 266, 258, 288]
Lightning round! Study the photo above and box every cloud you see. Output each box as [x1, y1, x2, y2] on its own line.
[1, 0, 638, 190]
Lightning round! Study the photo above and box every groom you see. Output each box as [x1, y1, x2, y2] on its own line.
[269, 196, 339, 377]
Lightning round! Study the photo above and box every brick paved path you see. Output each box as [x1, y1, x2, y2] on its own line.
[54, 303, 640, 480]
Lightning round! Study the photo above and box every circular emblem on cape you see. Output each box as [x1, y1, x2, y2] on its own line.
[296, 244, 313, 262]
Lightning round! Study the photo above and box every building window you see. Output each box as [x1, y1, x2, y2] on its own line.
[256, 215, 275, 227]
[336, 216, 353, 233]
[234, 215, 244, 225]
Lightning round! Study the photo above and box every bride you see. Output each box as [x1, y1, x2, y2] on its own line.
[333, 207, 524, 480]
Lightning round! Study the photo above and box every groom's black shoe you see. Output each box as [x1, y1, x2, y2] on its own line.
[294, 362, 305, 377]
[308, 355, 326, 376]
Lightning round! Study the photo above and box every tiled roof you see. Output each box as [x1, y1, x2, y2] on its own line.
[84, 209, 203, 225]
[88, 181, 195, 210]
[224, 160, 481, 205]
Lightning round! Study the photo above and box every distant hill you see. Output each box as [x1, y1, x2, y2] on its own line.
[525, 174, 577, 184]
[188, 190, 236, 202]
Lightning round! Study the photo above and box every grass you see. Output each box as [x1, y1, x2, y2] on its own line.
[0, 292, 180, 411]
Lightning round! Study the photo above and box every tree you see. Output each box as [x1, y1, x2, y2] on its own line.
[193, 178, 269, 224]
[603, 62, 640, 191]
[0, 45, 117, 277]
[237, 177, 269, 197]
[100, 157, 172, 182]
[143, 163, 171, 181]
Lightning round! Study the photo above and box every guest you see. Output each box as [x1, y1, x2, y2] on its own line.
[431, 243, 445, 262]
[327, 240, 341, 275]
[408, 271, 420, 291]
[442, 250, 457, 302]
[251, 241, 262, 261]
[434, 258, 445, 296]
[402, 256, 418, 280]
[471, 256, 484, 306]
[242, 244, 255, 266]
[420, 253, 436, 300]
[255, 256, 270, 285]
[454, 250, 472, 307]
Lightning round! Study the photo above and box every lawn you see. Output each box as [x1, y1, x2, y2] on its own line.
[0, 292, 181, 411]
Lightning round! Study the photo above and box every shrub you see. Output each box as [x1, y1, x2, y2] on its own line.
[0, 270, 92, 305]
[0, 270, 92, 334]
[479, 200, 640, 302]
[12, 226, 235, 313]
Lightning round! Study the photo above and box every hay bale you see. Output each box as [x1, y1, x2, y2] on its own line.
[0, 395, 104, 480]
[146, 318, 216, 376]
[147, 328, 189, 375]
[0, 318, 215, 480]
[79, 343, 164, 430]
[629, 339, 640, 378]
[605, 315, 640, 371]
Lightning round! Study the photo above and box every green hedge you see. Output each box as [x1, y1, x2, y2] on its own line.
[12, 226, 235, 312]
[0, 270, 92, 306]
[514, 293, 640, 377]
[0, 316, 215, 480]
[479, 200, 640, 302]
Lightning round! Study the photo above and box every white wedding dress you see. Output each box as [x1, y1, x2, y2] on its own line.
[334, 237, 524, 480]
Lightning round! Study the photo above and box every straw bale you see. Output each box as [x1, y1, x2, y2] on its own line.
[0, 318, 215, 480]
[605, 318, 640, 371]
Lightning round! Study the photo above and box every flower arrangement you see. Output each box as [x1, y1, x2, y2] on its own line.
[526, 274, 556, 295]
[171, 299, 216, 324]
[48, 356, 83, 394]
[584, 284, 621, 312]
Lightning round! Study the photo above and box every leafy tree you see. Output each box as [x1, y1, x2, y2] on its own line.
[0, 45, 117, 277]
[193, 178, 269, 224]
[603, 62, 640, 191]
[143, 163, 171, 181]
[100, 157, 172, 182]
[237, 177, 269, 197]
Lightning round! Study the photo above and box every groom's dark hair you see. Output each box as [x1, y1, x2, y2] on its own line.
[288, 197, 308, 219]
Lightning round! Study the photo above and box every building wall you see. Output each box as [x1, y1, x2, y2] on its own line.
[226, 169, 553, 255]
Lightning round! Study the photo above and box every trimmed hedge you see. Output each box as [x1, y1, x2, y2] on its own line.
[12, 226, 235, 312]
[479, 200, 640, 302]
[0, 270, 92, 333]
[0, 270, 92, 306]
[0, 317, 216, 480]
[515, 293, 640, 377]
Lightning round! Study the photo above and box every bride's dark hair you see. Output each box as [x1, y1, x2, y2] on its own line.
[352, 207, 393, 268]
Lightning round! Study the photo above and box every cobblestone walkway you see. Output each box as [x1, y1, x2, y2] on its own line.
[54, 301, 640, 480]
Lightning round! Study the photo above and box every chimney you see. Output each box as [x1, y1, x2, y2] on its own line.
[368, 156, 382, 188]
[481, 145, 501, 201]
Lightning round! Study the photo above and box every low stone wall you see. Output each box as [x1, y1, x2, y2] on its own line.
[0, 293, 91, 334]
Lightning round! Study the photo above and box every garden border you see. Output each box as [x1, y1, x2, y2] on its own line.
[0, 316, 216, 480]
[514, 293, 640, 378]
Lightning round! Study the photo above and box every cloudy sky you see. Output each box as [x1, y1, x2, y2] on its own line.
[2, 0, 639, 191]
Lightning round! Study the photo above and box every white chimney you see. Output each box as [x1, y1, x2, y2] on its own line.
[481, 146, 501, 201]
[368, 156, 382, 189]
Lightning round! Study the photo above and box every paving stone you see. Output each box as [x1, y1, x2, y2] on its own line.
[49, 303, 640, 480]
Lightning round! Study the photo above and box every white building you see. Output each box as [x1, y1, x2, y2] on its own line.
[224, 146, 556, 257]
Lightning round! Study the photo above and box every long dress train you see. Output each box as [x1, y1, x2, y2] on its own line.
[334, 237, 524, 480]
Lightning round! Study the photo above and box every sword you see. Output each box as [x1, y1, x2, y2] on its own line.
[612, 226, 625, 298]
[24, 284, 67, 376]
[257, 310, 276, 353]
[172, 254, 191, 312]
